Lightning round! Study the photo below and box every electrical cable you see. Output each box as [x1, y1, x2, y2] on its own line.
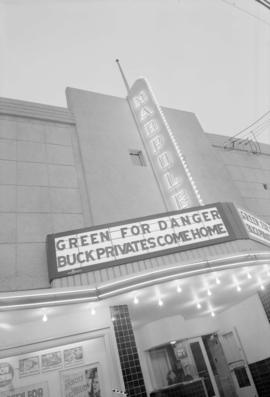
[230, 110, 270, 138]
[251, 120, 270, 139]
[220, 0, 270, 27]
[255, 0, 270, 11]
[239, 119, 270, 140]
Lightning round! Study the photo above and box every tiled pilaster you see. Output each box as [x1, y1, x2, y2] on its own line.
[110, 305, 147, 397]
[258, 283, 270, 322]
[249, 357, 270, 397]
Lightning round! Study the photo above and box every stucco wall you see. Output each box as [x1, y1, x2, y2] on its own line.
[164, 108, 245, 207]
[0, 100, 88, 291]
[66, 87, 166, 225]
[208, 133, 270, 224]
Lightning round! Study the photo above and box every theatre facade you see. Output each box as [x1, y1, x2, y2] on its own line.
[0, 79, 270, 397]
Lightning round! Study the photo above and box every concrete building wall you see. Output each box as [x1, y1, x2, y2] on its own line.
[0, 99, 88, 292]
[164, 108, 245, 207]
[208, 133, 270, 223]
[66, 87, 166, 225]
[66, 87, 246, 226]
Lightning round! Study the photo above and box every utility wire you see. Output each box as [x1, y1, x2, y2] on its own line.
[232, 110, 270, 138]
[220, 0, 270, 27]
[254, 121, 270, 139]
[225, 111, 270, 148]
[255, 0, 270, 11]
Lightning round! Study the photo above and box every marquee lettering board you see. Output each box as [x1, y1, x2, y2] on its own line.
[46, 202, 248, 281]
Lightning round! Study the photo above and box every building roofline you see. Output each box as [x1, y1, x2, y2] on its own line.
[0, 96, 75, 125]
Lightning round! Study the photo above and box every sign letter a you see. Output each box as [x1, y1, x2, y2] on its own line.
[140, 106, 153, 121]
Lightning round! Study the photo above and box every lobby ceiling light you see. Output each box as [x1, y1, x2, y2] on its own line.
[215, 277, 221, 285]
[207, 289, 212, 296]
[0, 323, 11, 330]
[170, 340, 176, 345]
[197, 302, 202, 309]
[247, 272, 252, 279]
[133, 296, 139, 304]
[177, 285, 182, 293]
[260, 284, 265, 290]
[236, 285, 242, 292]
[42, 313, 48, 322]
[211, 311, 215, 317]
[158, 298, 164, 306]
[91, 308, 96, 315]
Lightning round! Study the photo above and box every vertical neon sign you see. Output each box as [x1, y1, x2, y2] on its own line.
[128, 78, 203, 210]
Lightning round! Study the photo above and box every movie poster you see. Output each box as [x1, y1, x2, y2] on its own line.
[0, 363, 14, 389]
[41, 351, 62, 372]
[64, 347, 83, 367]
[61, 364, 101, 397]
[19, 356, 40, 377]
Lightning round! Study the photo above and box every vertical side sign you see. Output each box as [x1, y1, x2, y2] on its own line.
[127, 78, 203, 210]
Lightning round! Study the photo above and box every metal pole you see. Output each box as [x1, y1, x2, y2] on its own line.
[115, 59, 130, 94]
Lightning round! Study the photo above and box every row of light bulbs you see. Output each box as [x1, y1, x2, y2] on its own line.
[41, 268, 269, 322]
[42, 307, 97, 322]
[132, 268, 269, 318]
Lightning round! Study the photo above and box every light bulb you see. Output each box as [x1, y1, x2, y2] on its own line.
[177, 285, 182, 293]
[260, 284, 265, 290]
[207, 289, 212, 296]
[134, 296, 139, 304]
[197, 303, 202, 309]
[91, 308, 96, 315]
[236, 285, 241, 292]
[42, 314, 47, 322]
[211, 311, 215, 317]
[158, 298, 163, 306]
[216, 278, 221, 285]
[247, 273, 252, 279]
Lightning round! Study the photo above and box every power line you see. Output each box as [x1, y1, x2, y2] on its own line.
[220, 0, 270, 27]
[224, 110, 270, 153]
[255, 0, 270, 11]
[232, 109, 270, 138]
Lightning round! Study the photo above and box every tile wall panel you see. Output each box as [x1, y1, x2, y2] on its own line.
[0, 102, 87, 292]
[258, 283, 270, 322]
[110, 305, 147, 397]
[249, 357, 270, 397]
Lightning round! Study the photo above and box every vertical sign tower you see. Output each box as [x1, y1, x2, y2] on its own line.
[127, 77, 203, 211]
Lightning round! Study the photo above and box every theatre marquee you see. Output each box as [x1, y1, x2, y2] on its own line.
[46, 202, 251, 281]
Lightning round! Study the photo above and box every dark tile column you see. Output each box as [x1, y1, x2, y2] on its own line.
[258, 283, 270, 322]
[110, 305, 147, 397]
[249, 357, 270, 397]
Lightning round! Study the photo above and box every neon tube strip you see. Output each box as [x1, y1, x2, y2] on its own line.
[144, 77, 204, 206]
